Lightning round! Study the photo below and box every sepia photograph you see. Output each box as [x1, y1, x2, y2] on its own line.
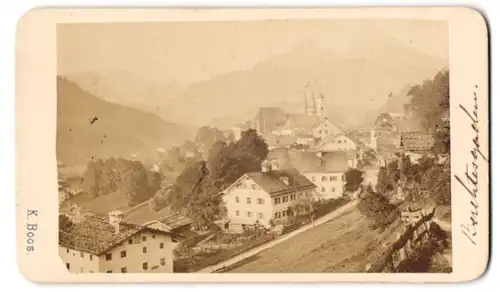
[55, 18, 452, 274]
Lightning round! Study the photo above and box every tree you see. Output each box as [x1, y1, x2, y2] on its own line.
[119, 161, 150, 206]
[409, 69, 450, 154]
[357, 187, 399, 229]
[59, 214, 74, 232]
[344, 168, 364, 192]
[81, 159, 104, 198]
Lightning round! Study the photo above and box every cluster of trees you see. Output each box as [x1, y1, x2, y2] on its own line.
[376, 155, 451, 206]
[153, 129, 269, 229]
[343, 168, 364, 192]
[81, 157, 162, 206]
[159, 126, 226, 174]
[357, 185, 399, 230]
[408, 69, 450, 154]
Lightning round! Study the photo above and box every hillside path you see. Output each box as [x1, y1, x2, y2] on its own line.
[196, 200, 358, 273]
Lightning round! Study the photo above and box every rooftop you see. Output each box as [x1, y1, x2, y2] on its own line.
[59, 214, 165, 255]
[286, 150, 349, 173]
[245, 168, 315, 196]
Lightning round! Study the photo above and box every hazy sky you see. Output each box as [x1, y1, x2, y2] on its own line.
[57, 19, 448, 84]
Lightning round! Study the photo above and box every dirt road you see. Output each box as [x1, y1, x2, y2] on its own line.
[196, 200, 358, 273]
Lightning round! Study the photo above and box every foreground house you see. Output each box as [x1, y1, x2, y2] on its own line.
[59, 211, 176, 273]
[220, 163, 316, 232]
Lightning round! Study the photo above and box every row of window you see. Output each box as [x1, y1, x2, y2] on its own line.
[311, 175, 338, 182]
[274, 209, 293, 219]
[317, 187, 336, 193]
[236, 182, 258, 190]
[105, 242, 165, 261]
[234, 196, 265, 205]
[274, 193, 298, 205]
[235, 210, 264, 219]
[66, 258, 167, 273]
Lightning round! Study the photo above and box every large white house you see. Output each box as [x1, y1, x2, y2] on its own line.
[59, 211, 177, 273]
[220, 163, 316, 231]
[286, 151, 349, 200]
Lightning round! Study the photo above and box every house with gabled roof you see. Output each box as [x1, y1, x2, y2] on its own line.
[286, 151, 349, 200]
[59, 210, 177, 274]
[219, 164, 316, 231]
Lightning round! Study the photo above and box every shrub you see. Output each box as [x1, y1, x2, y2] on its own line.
[357, 188, 399, 230]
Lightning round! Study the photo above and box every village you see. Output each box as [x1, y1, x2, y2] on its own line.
[56, 76, 451, 274]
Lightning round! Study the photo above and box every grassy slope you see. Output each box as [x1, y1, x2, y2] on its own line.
[227, 208, 403, 273]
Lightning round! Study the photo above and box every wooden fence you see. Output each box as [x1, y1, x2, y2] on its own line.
[367, 207, 436, 273]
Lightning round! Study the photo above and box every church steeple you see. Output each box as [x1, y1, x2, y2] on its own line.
[311, 89, 317, 116]
[304, 91, 309, 114]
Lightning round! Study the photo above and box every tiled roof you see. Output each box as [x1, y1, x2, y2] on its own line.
[401, 131, 435, 152]
[285, 151, 349, 173]
[156, 213, 194, 230]
[245, 168, 315, 196]
[58, 214, 169, 255]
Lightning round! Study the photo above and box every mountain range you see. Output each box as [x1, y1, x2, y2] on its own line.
[66, 31, 447, 130]
[56, 77, 195, 165]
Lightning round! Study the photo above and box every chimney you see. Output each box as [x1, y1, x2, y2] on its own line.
[280, 177, 289, 186]
[108, 211, 124, 234]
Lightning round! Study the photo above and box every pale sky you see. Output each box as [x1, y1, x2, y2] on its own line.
[57, 19, 448, 84]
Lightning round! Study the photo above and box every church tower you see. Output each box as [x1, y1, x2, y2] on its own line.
[304, 92, 309, 114]
[316, 93, 325, 119]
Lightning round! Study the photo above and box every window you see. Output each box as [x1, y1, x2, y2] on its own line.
[275, 197, 281, 204]
[143, 262, 148, 270]
[257, 198, 264, 204]
[251, 184, 257, 190]
[106, 270, 112, 273]
[332, 187, 336, 192]
[80, 252, 84, 258]
[121, 267, 127, 273]
[275, 212, 281, 219]
[142, 236, 146, 242]
[258, 213, 264, 219]
[160, 258, 166, 266]
[235, 196, 240, 203]
[236, 210, 240, 216]
[80, 267, 84, 272]
[160, 243, 164, 249]
[66, 263, 70, 270]
[318, 130, 322, 134]
[311, 176, 316, 181]
[330, 176, 337, 181]
[246, 197, 251, 204]
[152, 235, 156, 239]
[322, 176, 327, 182]
[121, 251, 127, 258]
[247, 211, 252, 217]
[282, 196, 287, 203]
[66, 248, 69, 254]
[105, 253, 112, 261]
[128, 238, 133, 244]
[90, 255, 93, 261]
[143, 247, 147, 254]
[282, 210, 286, 217]
[322, 187, 326, 193]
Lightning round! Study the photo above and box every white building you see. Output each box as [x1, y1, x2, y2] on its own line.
[315, 133, 359, 152]
[286, 151, 349, 200]
[220, 164, 316, 231]
[312, 118, 343, 140]
[59, 211, 176, 273]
